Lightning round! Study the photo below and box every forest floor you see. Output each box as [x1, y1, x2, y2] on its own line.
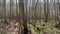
[0, 20, 60, 34]
[27, 20, 60, 34]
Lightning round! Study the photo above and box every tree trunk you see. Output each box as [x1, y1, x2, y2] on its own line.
[3, 0, 6, 21]
[19, 0, 28, 34]
[44, 0, 47, 23]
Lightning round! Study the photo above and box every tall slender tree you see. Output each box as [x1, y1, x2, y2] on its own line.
[47, 0, 50, 22]
[19, 0, 28, 34]
[3, 0, 6, 21]
[55, 0, 60, 28]
[3, 0, 9, 25]
[32, 0, 38, 28]
[39, 0, 41, 23]
[57, 0, 59, 21]
[58, 0, 60, 24]
[16, 0, 19, 21]
[54, 0, 57, 23]
[10, 0, 14, 21]
[44, 0, 48, 23]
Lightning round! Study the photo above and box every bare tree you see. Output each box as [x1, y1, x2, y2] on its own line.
[58, 0, 60, 24]
[10, 0, 14, 21]
[3, 0, 6, 21]
[3, 0, 10, 26]
[19, 0, 28, 34]
[16, 0, 19, 21]
[44, 0, 47, 23]
[43, 0, 49, 23]
[57, 0, 59, 21]
[47, 0, 50, 22]
[54, 0, 60, 28]
[39, 0, 41, 22]
[54, 0, 59, 23]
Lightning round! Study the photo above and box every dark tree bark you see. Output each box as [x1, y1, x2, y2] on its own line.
[3, 0, 9, 25]
[32, 0, 38, 27]
[39, 0, 41, 23]
[44, 0, 47, 23]
[3, 0, 6, 21]
[19, 0, 28, 34]
[10, 0, 14, 20]
[47, 0, 50, 22]
[44, 0, 49, 23]
[55, 0, 60, 28]
[57, 0, 59, 21]
[54, 0, 57, 23]
[32, 0, 35, 26]
[58, 0, 60, 24]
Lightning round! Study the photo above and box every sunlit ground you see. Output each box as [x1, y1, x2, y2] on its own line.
[0, 20, 60, 34]
[27, 20, 60, 34]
